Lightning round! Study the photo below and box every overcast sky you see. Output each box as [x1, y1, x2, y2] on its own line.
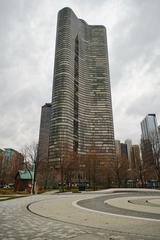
[0, 0, 160, 151]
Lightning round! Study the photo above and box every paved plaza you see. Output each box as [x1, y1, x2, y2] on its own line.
[0, 189, 160, 240]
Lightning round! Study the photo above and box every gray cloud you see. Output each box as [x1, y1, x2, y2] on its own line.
[126, 90, 160, 118]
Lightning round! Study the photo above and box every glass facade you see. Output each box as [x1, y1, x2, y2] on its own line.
[49, 7, 115, 164]
[141, 114, 159, 140]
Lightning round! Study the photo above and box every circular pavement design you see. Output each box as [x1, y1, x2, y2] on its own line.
[78, 191, 160, 220]
[105, 196, 160, 214]
[28, 190, 160, 238]
[147, 198, 160, 206]
[126, 197, 160, 207]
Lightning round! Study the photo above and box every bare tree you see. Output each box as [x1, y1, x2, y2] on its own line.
[21, 142, 38, 194]
[85, 148, 98, 190]
[53, 140, 78, 192]
[137, 162, 145, 187]
[111, 154, 128, 187]
[149, 131, 160, 181]
[63, 150, 79, 190]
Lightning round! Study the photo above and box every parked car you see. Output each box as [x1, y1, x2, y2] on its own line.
[3, 184, 14, 189]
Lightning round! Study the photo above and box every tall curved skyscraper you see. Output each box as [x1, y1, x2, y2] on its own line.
[49, 7, 115, 169]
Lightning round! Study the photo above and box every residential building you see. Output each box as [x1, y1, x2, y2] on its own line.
[37, 103, 51, 188]
[115, 140, 128, 162]
[125, 139, 132, 169]
[141, 139, 154, 165]
[1, 148, 24, 184]
[48, 7, 115, 184]
[15, 170, 33, 192]
[141, 114, 159, 140]
[130, 145, 141, 169]
[140, 114, 159, 164]
[38, 103, 51, 162]
[121, 143, 128, 157]
[140, 114, 160, 180]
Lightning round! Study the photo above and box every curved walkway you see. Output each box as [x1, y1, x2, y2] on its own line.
[28, 189, 160, 239]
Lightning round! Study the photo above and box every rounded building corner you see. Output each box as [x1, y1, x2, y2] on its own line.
[59, 7, 72, 12]
[58, 7, 75, 15]
[79, 18, 88, 25]
[96, 25, 106, 30]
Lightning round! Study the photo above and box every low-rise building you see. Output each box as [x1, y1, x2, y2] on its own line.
[15, 170, 33, 192]
[130, 145, 141, 169]
[1, 148, 24, 185]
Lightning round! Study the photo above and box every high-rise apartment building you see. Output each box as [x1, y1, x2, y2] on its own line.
[141, 114, 159, 140]
[130, 145, 141, 169]
[115, 140, 129, 164]
[37, 103, 52, 188]
[49, 8, 115, 177]
[140, 138, 154, 165]
[140, 114, 160, 167]
[115, 140, 121, 157]
[125, 139, 132, 169]
[38, 103, 51, 162]
[120, 143, 128, 160]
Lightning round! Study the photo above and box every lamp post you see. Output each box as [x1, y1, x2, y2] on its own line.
[31, 145, 38, 195]
[31, 159, 36, 194]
